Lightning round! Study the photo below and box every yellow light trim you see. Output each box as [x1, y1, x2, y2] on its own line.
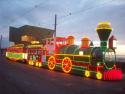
[24, 53, 28, 59]
[6, 52, 25, 56]
[10, 44, 24, 48]
[29, 60, 31, 65]
[85, 70, 90, 77]
[55, 54, 90, 57]
[31, 41, 40, 44]
[6, 52, 8, 57]
[48, 56, 56, 70]
[32, 62, 34, 65]
[27, 45, 43, 48]
[6, 52, 26, 61]
[29, 61, 31, 65]
[96, 22, 112, 30]
[98, 22, 111, 25]
[35, 62, 38, 66]
[29, 60, 34, 66]
[38, 62, 42, 67]
[96, 72, 102, 80]
[96, 28, 112, 30]
[62, 57, 72, 73]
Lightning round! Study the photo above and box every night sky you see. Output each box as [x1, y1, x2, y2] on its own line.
[0, 0, 125, 55]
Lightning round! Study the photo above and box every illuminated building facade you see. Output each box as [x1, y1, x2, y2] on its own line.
[9, 25, 54, 45]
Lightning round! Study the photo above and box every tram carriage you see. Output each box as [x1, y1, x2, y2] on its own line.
[6, 44, 27, 61]
[26, 44, 44, 67]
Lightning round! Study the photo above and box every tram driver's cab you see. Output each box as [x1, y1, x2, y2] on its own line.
[45, 37, 67, 55]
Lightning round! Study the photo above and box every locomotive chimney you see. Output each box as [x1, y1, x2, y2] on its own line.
[96, 22, 112, 51]
[81, 37, 90, 48]
[67, 36, 75, 45]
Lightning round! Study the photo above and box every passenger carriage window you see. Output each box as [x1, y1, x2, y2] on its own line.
[48, 39, 50, 44]
[39, 50, 41, 54]
[51, 39, 54, 41]
[56, 42, 59, 45]
[51, 43, 54, 45]
[30, 50, 32, 54]
[30, 50, 31, 54]
[33, 50, 35, 54]
[29, 50, 31, 54]
[29, 50, 30, 54]
[43, 50, 46, 55]
[37, 50, 39, 54]
[35, 50, 37, 54]
[36, 50, 38, 54]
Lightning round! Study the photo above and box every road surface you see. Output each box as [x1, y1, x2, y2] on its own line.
[0, 55, 125, 94]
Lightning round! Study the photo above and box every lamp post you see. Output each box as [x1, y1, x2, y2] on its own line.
[54, 14, 57, 38]
[0, 35, 2, 54]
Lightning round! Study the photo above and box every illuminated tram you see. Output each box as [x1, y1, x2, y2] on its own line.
[6, 22, 122, 80]
[6, 44, 27, 61]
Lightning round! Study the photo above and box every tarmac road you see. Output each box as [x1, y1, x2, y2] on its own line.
[0, 55, 125, 94]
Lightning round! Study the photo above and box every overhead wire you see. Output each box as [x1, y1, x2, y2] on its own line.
[58, 0, 115, 25]
[4, 0, 116, 28]
[12, 1, 51, 26]
[0, 0, 51, 29]
[1, 0, 117, 29]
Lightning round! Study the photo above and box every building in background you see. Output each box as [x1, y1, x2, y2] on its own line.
[9, 25, 54, 45]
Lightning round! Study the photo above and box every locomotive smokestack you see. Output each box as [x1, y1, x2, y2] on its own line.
[96, 22, 112, 51]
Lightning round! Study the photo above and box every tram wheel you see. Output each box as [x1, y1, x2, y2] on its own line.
[48, 56, 56, 70]
[62, 57, 72, 73]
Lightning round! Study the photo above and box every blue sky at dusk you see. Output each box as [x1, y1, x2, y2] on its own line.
[0, 0, 125, 54]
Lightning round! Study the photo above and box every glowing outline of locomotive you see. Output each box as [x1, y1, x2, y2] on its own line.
[6, 22, 122, 80]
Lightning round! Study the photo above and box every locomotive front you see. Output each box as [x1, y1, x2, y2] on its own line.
[56, 22, 122, 80]
[91, 47, 116, 70]
[95, 22, 115, 69]
[90, 22, 122, 80]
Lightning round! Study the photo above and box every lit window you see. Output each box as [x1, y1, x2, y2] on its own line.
[79, 51, 83, 55]
[113, 40, 117, 48]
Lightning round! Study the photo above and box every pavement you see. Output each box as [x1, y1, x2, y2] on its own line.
[0, 55, 125, 94]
